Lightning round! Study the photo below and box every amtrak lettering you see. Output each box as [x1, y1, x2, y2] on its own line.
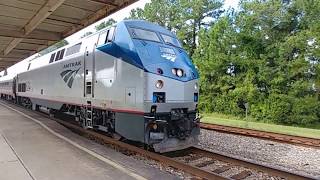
[60, 61, 82, 88]
[63, 61, 81, 69]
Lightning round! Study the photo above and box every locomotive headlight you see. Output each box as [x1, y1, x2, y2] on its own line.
[195, 83, 199, 90]
[155, 80, 164, 89]
[172, 68, 177, 76]
[152, 123, 158, 130]
[177, 69, 183, 77]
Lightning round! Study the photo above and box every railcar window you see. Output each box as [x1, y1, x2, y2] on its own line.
[104, 30, 110, 43]
[59, 49, 65, 60]
[98, 30, 109, 45]
[49, 53, 56, 63]
[161, 34, 182, 48]
[18, 83, 26, 92]
[0, 82, 9, 86]
[98, 26, 116, 45]
[55, 51, 61, 61]
[22, 83, 26, 92]
[65, 43, 81, 56]
[129, 28, 160, 42]
[54, 49, 65, 61]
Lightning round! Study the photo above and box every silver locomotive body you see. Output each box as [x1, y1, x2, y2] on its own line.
[0, 20, 200, 152]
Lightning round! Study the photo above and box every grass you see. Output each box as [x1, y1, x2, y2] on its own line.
[201, 113, 320, 139]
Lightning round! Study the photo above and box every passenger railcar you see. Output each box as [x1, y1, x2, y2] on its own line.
[0, 20, 200, 152]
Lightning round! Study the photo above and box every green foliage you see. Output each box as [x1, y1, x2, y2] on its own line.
[127, 8, 145, 19]
[95, 18, 117, 31]
[81, 18, 117, 38]
[193, 0, 320, 126]
[39, 40, 69, 55]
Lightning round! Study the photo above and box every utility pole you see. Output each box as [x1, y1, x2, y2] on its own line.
[244, 102, 249, 120]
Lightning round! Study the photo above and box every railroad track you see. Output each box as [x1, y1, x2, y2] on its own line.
[49, 117, 314, 179]
[166, 147, 316, 180]
[0, 101, 315, 180]
[200, 123, 320, 149]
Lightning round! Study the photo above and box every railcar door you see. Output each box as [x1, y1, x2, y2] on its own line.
[12, 77, 17, 101]
[84, 34, 99, 99]
[83, 34, 99, 128]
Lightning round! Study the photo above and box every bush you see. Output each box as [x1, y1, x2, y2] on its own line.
[289, 96, 320, 125]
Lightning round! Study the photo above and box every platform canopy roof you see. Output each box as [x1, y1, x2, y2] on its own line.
[0, 0, 137, 70]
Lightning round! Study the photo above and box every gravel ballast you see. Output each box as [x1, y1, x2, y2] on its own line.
[198, 129, 320, 178]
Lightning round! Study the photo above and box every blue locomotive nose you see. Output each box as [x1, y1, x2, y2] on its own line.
[134, 40, 199, 82]
[117, 20, 199, 82]
[98, 20, 199, 82]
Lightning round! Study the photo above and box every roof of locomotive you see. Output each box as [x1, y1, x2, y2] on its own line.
[0, 20, 180, 80]
[122, 20, 176, 37]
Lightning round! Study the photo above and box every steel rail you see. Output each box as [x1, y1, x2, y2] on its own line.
[190, 147, 314, 180]
[200, 123, 320, 149]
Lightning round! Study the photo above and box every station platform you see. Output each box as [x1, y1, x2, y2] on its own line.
[0, 101, 176, 180]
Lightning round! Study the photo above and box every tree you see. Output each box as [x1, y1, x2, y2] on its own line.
[95, 18, 117, 31]
[179, 0, 224, 56]
[194, 0, 320, 126]
[127, 8, 145, 19]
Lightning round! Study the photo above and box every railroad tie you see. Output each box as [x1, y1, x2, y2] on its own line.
[212, 165, 232, 174]
[190, 177, 203, 180]
[230, 170, 252, 180]
[184, 155, 202, 163]
[194, 159, 216, 168]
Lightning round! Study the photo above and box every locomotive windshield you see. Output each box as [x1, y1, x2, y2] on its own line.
[129, 27, 161, 42]
[161, 34, 182, 48]
[129, 27, 182, 48]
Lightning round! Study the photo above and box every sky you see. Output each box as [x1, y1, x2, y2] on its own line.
[1, 0, 239, 75]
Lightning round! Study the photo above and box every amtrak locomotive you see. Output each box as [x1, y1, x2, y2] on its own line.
[0, 20, 200, 152]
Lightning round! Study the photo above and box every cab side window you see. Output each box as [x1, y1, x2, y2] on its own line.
[106, 26, 115, 43]
[98, 26, 116, 46]
[55, 51, 61, 61]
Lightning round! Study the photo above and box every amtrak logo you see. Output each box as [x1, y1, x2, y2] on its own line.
[60, 68, 80, 88]
[161, 53, 176, 62]
[160, 47, 177, 62]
